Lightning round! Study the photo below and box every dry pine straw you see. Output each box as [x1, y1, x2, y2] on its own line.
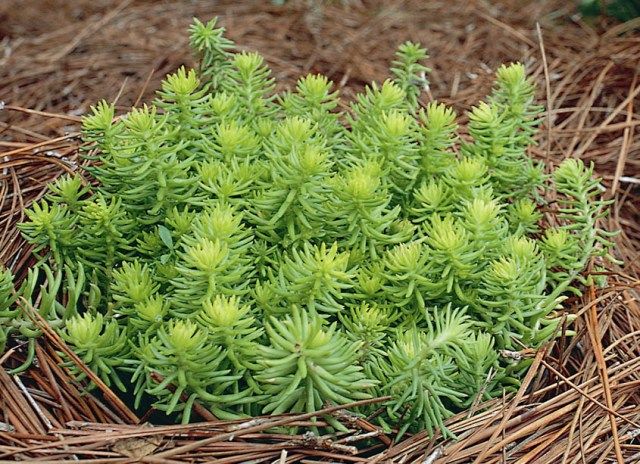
[1, 1, 639, 462]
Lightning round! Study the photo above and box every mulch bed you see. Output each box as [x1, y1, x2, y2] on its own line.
[1, 1, 639, 462]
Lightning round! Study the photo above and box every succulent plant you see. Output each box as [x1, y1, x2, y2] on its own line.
[1, 17, 616, 436]
[257, 306, 375, 416]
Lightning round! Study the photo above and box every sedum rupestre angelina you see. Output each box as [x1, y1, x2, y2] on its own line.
[3, 18, 617, 437]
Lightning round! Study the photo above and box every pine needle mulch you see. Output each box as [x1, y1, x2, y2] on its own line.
[1, 1, 639, 462]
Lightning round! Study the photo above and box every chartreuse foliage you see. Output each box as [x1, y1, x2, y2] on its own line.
[1, 18, 617, 437]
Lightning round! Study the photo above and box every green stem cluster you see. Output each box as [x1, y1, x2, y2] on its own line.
[2, 18, 616, 437]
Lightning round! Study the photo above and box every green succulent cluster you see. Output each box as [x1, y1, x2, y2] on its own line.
[2, 18, 616, 437]
[0, 262, 89, 374]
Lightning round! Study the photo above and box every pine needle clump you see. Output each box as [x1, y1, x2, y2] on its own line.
[2, 18, 617, 437]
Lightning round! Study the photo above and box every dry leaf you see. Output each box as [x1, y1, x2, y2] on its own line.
[112, 436, 162, 458]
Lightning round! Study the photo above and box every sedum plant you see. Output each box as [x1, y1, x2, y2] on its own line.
[2, 17, 617, 436]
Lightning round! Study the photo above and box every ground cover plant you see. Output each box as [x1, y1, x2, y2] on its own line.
[0, 17, 616, 438]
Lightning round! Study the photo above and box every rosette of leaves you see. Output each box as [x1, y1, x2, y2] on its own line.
[382, 306, 470, 437]
[463, 65, 545, 201]
[221, 51, 276, 123]
[347, 105, 421, 201]
[327, 161, 409, 260]
[201, 119, 261, 163]
[382, 241, 435, 311]
[257, 306, 376, 417]
[416, 102, 457, 179]
[186, 202, 254, 256]
[441, 157, 492, 202]
[84, 104, 197, 227]
[188, 17, 234, 89]
[132, 320, 256, 422]
[280, 74, 344, 147]
[410, 179, 455, 219]
[155, 67, 212, 145]
[45, 173, 91, 214]
[454, 332, 502, 406]
[18, 200, 77, 266]
[126, 295, 170, 336]
[170, 236, 253, 317]
[197, 295, 262, 370]
[338, 302, 395, 394]
[508, 198, 542, 235]
[111, 261, 159, 311]
[390, 41, 430, 112]
[197, 158, 263, 207]
[474, 251, 546, 348]
[76, 194, 134, 287]
[421, 215, 484, 303]
[110, 260, 169, 335]
[267, 242, 355, 315]
[61, 313, 129, 391]
[545, 159, 618, 290]
[196, 294, 264, 408]
[249, 117, 333, 245]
